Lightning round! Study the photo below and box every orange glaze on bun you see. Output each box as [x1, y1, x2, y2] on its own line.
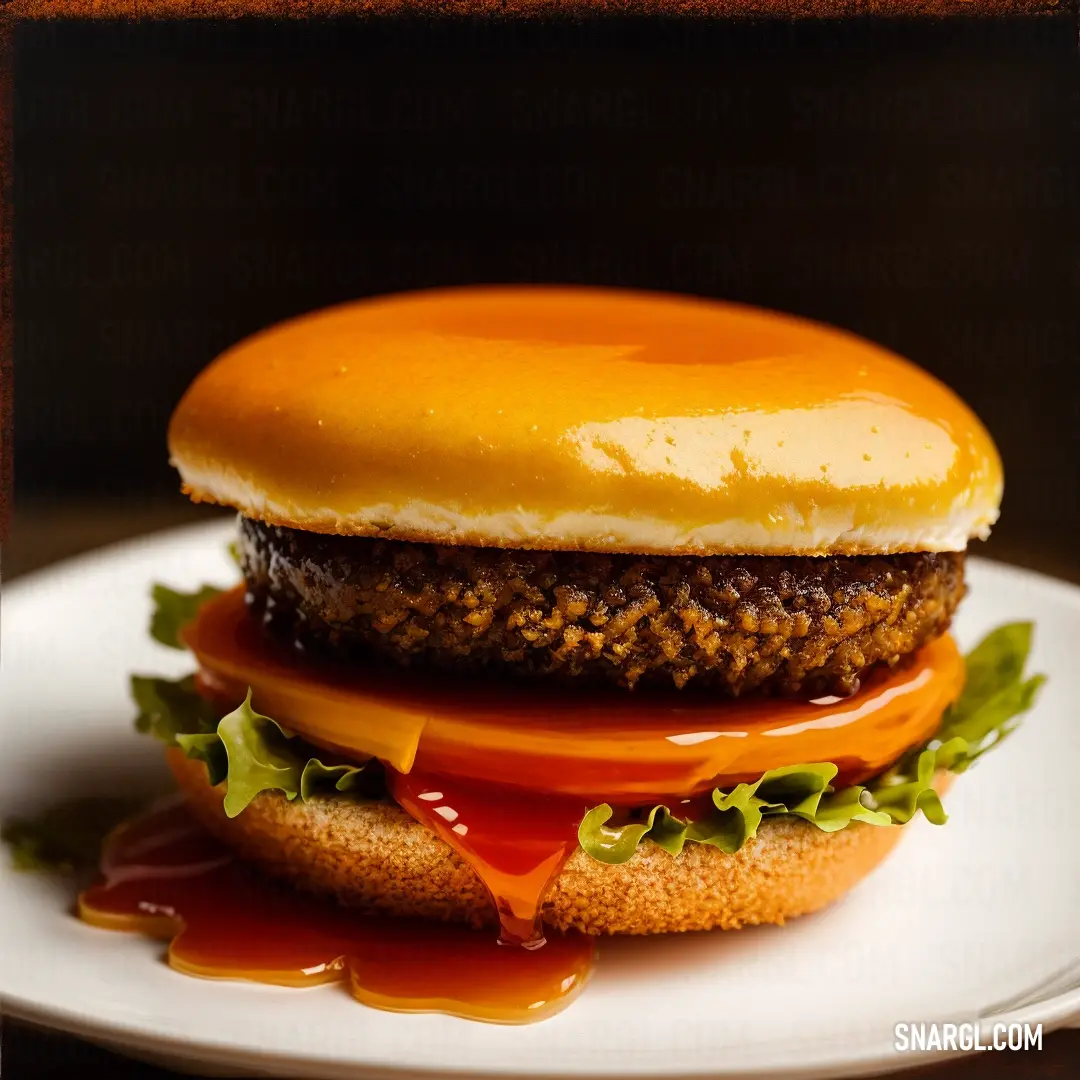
[184, 587, 965, 802]
[167, 287, 1002, 556]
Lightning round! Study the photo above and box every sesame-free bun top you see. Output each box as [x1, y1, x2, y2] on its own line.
[168, 286, 1002, 555]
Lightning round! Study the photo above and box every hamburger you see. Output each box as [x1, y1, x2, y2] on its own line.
[133, 286, 1042, 959]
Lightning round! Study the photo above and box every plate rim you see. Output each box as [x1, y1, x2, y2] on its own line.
[3, 989, 1078, 1080]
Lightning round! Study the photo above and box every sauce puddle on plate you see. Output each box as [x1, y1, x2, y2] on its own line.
[79, 798, 595, 1024]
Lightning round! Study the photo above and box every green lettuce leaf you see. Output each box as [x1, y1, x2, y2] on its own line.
[214, 692, 302, 818]
[299, 759, 375, 801]
[812, 785, 893, 832]
[132, 673, 218, 742]
[579, 622, 1045, 864]
[150, 583, 223, 649]
[2, 798, 140, 872]
[173, 731, 229, 787]
[134, 678, 373, 818]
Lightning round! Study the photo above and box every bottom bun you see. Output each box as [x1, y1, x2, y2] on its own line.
[168, 749, 947, 936]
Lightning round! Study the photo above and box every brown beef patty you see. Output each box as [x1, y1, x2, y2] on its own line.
[238, 518, 965, 698]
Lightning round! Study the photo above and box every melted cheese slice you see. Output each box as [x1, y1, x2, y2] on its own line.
[184, 588, 964, 801]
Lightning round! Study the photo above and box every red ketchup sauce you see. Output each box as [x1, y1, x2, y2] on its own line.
[78, 798, 595, 1024]
[388, 769, 587, 947]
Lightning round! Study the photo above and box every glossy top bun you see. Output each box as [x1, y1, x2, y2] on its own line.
[168, 287, 1001, 555]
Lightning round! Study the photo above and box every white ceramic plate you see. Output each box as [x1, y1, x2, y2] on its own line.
[2, 520, 1078, 1080]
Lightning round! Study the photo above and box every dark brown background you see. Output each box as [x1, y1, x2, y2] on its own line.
[5, 12, 1080, 1078]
